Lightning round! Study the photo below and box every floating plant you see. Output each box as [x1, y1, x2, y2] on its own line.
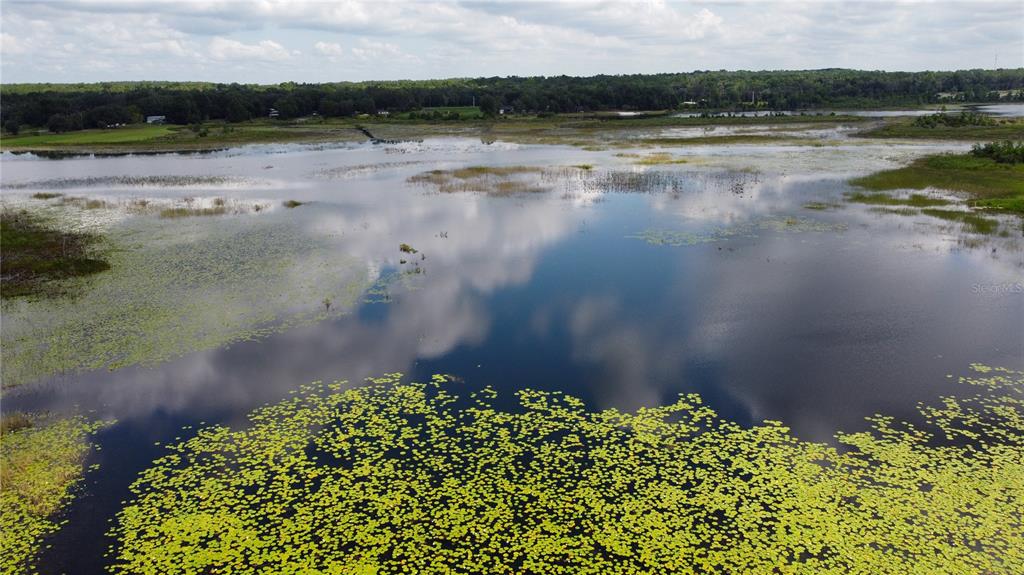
[109, 365, 1023, 575]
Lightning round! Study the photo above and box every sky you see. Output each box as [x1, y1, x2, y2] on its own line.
[1, 0, 1021, 84]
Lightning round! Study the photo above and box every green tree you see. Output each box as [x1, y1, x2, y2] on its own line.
[479, 95, 499, 118]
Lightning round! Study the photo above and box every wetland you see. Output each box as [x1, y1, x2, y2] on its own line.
[1, 115, 1023, 574]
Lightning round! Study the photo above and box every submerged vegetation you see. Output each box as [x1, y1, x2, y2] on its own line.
[109, 366, 1023, 574]
[629, 217, 847, 247]
[0, 215, 371, 388]
[408, 166, 549, 195]
[920, 208, 999, 234]
[849, 153, 1024, 214]
[1, 416, 110, 575]
[158, 206, 229, 218]
[845, 192, 950, 207]
[0, 208, 110, 299]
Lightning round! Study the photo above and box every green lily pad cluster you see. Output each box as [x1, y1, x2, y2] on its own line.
[110, 366, 1022, 574]
[1, 416, 110, 575]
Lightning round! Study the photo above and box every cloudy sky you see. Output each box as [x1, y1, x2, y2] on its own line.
[1, 1, 1021, 84]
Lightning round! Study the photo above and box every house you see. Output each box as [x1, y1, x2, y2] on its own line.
[268, 108, 280, 118]
[498, 106, 514, 115]
[146, 115, 166, 124]
[376, 110, 390, 116]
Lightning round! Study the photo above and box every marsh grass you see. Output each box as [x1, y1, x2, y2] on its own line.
[0, 413, 33, 435]
[282, 200, 304, 208]
[850, 154, 1024, 214]
[0, 209, 110, 299]
[867, 206, 919, 216]
[846, 192, 950, 207]
[920, 209, 999, 234]
[408, 166, 548, 195]
[158, 206, 229, 218]
[30, 192, 63, 200]
[802, 202, 842, 210]
[858, 117, 1024, 140]
[617, 152, 689, 165]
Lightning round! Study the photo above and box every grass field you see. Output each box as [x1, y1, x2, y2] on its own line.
[0, 122, 365, 152]
[2, 125, 174, 147]
[850, 154, 1024, 213]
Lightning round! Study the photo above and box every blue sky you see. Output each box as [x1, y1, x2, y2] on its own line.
[1, 1, 1021, 83]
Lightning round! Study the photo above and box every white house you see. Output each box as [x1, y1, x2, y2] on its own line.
[146, 115, 167, 124]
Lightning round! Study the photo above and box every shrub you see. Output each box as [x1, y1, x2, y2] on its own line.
[971, 140, 1024, 164]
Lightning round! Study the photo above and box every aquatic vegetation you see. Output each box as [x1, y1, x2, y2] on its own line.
[801, 201, 840, 210]
[759, 216, 848, 233]
[858, 117, 1024, 140]
[849, 154, 1024, 214]
[5, 175, 242, 190]
[282, 200, 305, 208]
[628, 217, 846, 247]
[0, 208, 111, 299]
[408, 166, 547, 195]
[0, 413, 33, 435]
[845, 192, 950, 207]
[920, 209, 999, 235]
[363, 269, 425, 304]
[399, 243, 418, 254]
[1, 215, 371, 387]
[158, 206, 229, 218]
[867, 206, 919, 216]
[30, 192, 64, 200]
[1, 416, 110, 575]
[617, 152, 689, 165]
[110, 366, 1024, 574]
[313, 161, 424, 179]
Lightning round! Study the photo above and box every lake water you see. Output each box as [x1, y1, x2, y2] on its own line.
[2, 138, 1022, 573]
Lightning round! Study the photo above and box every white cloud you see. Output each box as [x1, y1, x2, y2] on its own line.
[350, 39, 407, 62]
[208, 37, 291, 62]
[0, 0, 1019, 82]
[314, 41, 344, 59]
[1, 33, 25, 55]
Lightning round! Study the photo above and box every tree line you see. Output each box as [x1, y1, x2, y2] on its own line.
[2, 68, 1022, 134]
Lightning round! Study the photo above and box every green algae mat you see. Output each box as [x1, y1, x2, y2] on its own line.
[107, 365, 1023, 574]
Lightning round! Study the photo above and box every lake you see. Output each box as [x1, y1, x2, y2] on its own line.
[2, 137, 1022, 573]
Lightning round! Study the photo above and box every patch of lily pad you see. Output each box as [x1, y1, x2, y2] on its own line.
[1, 415, 110, 575]
[109, 365, 1023, 574]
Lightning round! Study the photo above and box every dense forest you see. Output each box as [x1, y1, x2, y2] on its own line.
[2, 68, 1023, 133]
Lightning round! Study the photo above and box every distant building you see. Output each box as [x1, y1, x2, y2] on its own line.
[268, 108, 280, 118]
[498, 106, 514, 115]
[376, 110, 390, 116]
[146, 115, 166, 124]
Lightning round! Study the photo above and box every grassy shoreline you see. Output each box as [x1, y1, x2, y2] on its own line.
[849, 153, 1024, 213]
[1, 114, 868, 153]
